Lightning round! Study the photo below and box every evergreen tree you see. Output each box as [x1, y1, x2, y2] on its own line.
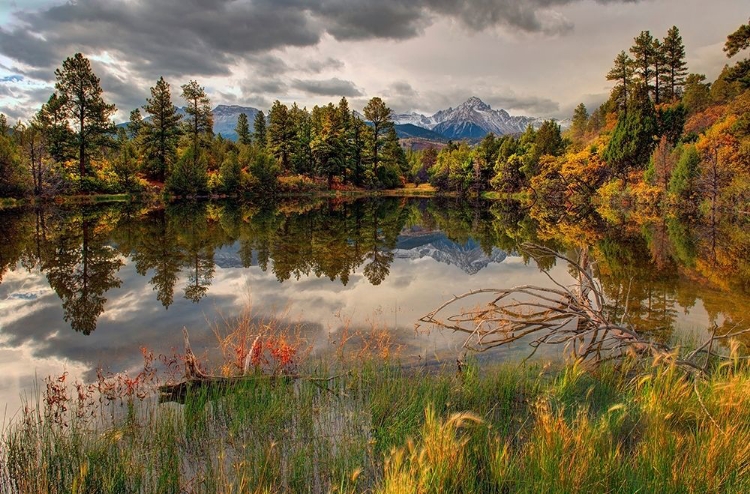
[166, 146, 208, 196]
[682, 74, 711, 114]
[351, 116, 367, 186]
[37, 93, 73, 164]
[661, 26, 688, 100]
[630, 31, 657, 97]
[141, 77, 182, 183]
[724, 17, 750, 57]
[289, 104, 313, 175]
[253, 110, 267, 148]
[235, 112, 251, 146]
[0, 127, 29, 197]
[17, 119, 46, 195]
[219, 150, 242, 193]
[54, 53, 116, 182]
[268, 100, 293, 172]
[128, 108, 143, 139]
[181, 80, 213, 164]
[337, 97, 353, 184]
[114, 127, 139, 191]
[723, 18, 750, 88]
[652, 38, 666, 104]
[607, 51, 635, 115]
[571, 103, 589, 142]
[363, 97, 393, 177]
[669, 144, 700, 201]
[311, 103, 345, 188]
[603, 86, 658, 179]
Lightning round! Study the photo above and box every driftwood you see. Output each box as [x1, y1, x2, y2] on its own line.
[158, 328, 344, 403]
[419, 243, 749, 372]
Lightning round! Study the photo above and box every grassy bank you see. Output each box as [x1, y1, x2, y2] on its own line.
[1, 352, 748, 493]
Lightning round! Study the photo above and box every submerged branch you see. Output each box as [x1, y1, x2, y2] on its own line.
[420, 243, 744, 371]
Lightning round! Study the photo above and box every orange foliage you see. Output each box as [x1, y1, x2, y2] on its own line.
[684, 105, 728, 135]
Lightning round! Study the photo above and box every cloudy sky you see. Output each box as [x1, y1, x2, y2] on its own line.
[0, 0, 746, 122]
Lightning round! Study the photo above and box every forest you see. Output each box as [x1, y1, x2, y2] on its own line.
[0, 21, 749, 220]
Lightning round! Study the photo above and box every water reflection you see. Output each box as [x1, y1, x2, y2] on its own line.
[0, 197, 748, 343]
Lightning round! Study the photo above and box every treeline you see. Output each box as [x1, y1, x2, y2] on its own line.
[0, 53, 408, 198]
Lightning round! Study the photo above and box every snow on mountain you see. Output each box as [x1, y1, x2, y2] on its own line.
[392, 96, 567, 140]
[394, 227, 507, 275]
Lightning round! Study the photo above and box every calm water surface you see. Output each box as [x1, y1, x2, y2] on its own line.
[1, 197, 748, 413]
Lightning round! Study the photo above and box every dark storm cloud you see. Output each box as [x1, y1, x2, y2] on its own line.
[5, 0, 320, 78]
[291, 77, 362, 97]
[2, 0, 645, 79]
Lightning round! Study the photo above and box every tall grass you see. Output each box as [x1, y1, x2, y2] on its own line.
[2, 342, 748, 492]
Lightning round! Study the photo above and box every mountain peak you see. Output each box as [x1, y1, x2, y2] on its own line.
[461, 96, 491, 111]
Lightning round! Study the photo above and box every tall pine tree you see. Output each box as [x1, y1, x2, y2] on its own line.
[253, 110, 267, 148]
[630, 31, 657, 98]
[142, 77, 181, 183]
[54, 53, 116, 182]
[235, 113, 251, 146]
[607, 51, 635, 116]
[363, 97, 393, 176]
[661, 26, 688, 100]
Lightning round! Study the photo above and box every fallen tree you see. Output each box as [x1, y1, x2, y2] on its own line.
[419, 243, 749, 372]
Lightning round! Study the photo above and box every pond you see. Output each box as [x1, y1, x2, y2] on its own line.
[1, 197, 748, 414]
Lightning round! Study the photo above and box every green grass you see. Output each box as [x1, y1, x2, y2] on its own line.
[2, 355, 748, 493]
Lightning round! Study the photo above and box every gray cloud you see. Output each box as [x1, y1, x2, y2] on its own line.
[1, 0, 644, 81]
[91, 61, 149, 115]
[299, 57, 345, 74]
[291, 77, 363, 97]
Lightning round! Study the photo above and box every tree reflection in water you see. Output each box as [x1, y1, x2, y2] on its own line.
[0, 197, 747, 339]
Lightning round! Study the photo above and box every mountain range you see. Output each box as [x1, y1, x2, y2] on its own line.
[391, 96, 567, 140]
[123, 97, 567, 143]
[394, 227, 507, 274]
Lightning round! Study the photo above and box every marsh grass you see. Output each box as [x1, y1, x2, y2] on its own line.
[2, 330, 748, 493]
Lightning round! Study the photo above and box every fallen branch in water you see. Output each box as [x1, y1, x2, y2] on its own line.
[419, 243, 748, 372]
[158, 328, 347, 403]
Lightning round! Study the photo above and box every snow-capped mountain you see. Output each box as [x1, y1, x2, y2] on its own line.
[392, 96, 566, 140]
[394, 227, 507, 275]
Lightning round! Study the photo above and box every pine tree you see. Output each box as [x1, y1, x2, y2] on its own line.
[37, 93, 73, 164]
[571, 103, 589, 143]
[253, 110, 267, 148]
[652, 38, 666, 104]
[235, 113, 251, 146]
[363, 97, 393, 176]
[682, 74, 711, 113]
[630, 31, 657, 97]
[289, 103, 313, 175]
[661, 26, 688, 100]
[603, 86, 658, 179]
[180, 80, 213, 169]
[723, 18, 750, 88]
[54, 53, 116, 182]
[268, 101, 293, 172]
[607, 51, 635, 116]
[142, 77, 182, 183]
[128, 109, 143, 139]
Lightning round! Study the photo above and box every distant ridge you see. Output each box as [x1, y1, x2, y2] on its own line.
[119, 97, 568, 143]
